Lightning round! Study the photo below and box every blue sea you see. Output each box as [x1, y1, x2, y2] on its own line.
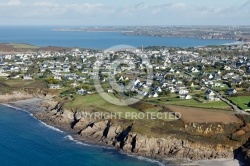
[0, 105, 163, 166]
[0, 26, 235, 166]
[0, 26, 236, 49]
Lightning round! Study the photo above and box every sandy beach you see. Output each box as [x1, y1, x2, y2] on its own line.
[183, 158, 241, 166]
[5, 98, 46, 114]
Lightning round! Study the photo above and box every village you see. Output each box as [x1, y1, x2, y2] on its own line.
[1, 43, 250, 112]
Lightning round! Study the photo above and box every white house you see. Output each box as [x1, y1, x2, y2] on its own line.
[54, 75, 62, 80]
[23, 75, 33, 80]
[178, 89, 189, 95]
[180, 94, 192, 100]
[77, 88, 88, 95]
[227, 89, 237, 95]
[212, 83, 225, 88]
[205, 90, 220, 101]
[49, 84, 61, 89]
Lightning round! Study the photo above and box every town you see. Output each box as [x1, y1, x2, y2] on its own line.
[0, 43, 250, 113]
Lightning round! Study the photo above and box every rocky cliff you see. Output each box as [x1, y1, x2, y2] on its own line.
[35, 100, 237, 164]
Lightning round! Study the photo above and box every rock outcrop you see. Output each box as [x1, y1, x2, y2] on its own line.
[35, 100, 236, 164]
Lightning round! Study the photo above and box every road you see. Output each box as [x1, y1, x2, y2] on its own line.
[204, 85, 250, 115]
[186, 70, 250, 115]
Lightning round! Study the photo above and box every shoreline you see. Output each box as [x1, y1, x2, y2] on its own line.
[0, 38, 244, 52]
[1, 98, 242, 166]
[1, 98, 167, 166]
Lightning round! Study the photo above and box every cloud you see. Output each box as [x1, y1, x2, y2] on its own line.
[0, 0, 21, 6]
[0, 1, 250, 25]
[240, 0, 250, 8]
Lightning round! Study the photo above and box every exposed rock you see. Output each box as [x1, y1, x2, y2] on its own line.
[34, 99, 238, 163]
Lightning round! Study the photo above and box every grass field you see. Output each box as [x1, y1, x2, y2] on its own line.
[4, 79, 34, 87]
[64, 94, 175, 121]
[229, 96, 250, 110]
[65, 94, 141, 119]
[4, 79, 47, 89]
[145, 96, 230, 110]
[164, 99, 230, 110]
[8, 43, 40, 49]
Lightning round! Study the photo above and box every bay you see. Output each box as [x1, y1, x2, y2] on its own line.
[0, 105, 161, 166]
[0, 26, 236, 49]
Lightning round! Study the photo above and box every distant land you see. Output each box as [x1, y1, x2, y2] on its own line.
[0, 43, 71, 53]
[0, 41, 245, 53]
[54, 26, 250, 42]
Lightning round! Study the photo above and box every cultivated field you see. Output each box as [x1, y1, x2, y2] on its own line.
[168, 105, 242, 124]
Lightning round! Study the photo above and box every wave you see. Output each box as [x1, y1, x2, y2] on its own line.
[122, 152, 167, 166]
[39, 121, 64, 133]
[2, 104, 64, 133]
[2, 104, 34, 117]
[63, 135, 166, 165]
[63, 135, 114, 150]
[63, 135, 92, 147]
[3, 104, 167, 166]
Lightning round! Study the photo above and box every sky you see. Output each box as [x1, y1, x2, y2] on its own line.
[0, 0, 250, 25]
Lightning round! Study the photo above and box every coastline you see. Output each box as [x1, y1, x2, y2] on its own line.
[0, 97, 242, 166]
[1, 98, 167, 166]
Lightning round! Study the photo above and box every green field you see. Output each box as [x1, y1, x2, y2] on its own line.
[4, 79, 34, 87]
[8, 43, 40, 49]
[64, 94, 175, 121]
[4, 79, 47, 89]
[65, 94, 141, 119]
[145, 97, 230, 110]
[229, 96, 250, 110]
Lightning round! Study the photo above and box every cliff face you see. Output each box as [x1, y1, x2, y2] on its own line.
[35, 100, 236, 163]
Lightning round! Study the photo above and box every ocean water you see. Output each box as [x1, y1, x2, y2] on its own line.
[0, 105, 161, 166]
[0, 26, 236, 49]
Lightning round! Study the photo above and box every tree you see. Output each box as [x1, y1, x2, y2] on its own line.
[46, 77, 60, 84]
[164, 90, 171, 96]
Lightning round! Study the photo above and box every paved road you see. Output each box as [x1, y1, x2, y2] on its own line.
[204, 86, 250, 115]
[185, 70, 250, 115]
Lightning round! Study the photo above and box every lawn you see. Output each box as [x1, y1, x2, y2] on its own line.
[164, 98, 230, 110]
[65, 94, 140, 119]
[229, 96, 250, 110]
[64, 94, 174, 121]
[144, 95, 230, 110]
[212, 85, 230, 91]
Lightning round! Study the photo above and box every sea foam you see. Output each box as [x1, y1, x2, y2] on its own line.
[2, 104, 64, 133]
[2, 103, 166, 166]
